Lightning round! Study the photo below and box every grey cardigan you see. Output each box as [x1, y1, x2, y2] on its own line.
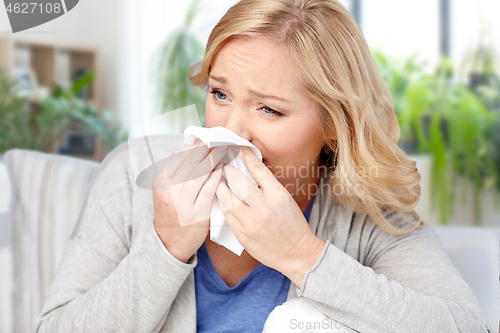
[36, 137, 491, 333]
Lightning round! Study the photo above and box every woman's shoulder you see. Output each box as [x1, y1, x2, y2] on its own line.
[349, 207, 441, 266]
[318, 191, 440, 266]
[89, 134, 186, 195]
[71, 135, 186, 249]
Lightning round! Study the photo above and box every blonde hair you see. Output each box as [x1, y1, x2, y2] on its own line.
[189, 0, 423, 235]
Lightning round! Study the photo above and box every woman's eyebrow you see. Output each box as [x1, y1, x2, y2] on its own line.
[209, 75, 228, 85]
[209, 75, 290, 102]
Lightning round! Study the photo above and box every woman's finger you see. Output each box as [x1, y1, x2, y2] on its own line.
[163, 138, 206, 179]
[188, 145, 229, 185]
[172, 142, 210, 186]
[215, 175, 249, 222]
[176, 145, 229, 209]
[239, 146, 278, 194]
[222, 163, 260, 206]
[216, 194, 243, 237]
[194, 162, 223, 216]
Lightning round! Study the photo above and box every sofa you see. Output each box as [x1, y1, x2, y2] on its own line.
[0, 148, 499, 333]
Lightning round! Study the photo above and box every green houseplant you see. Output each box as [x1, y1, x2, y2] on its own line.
[151, 0, 206, 128]
[374, 51, 500, 225]
[460, 39, 500, 194]
[373, 51, 428, 153]
[0, 68, 31, 153]
[33, 71, 128, 153]
[0, 69, 127, 155]
[458, 25, 500, 195]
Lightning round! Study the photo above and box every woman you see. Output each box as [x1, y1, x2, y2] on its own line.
[36, 0, 491, 332]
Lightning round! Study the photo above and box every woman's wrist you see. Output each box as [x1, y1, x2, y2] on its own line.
[282, 235, 326, 288]
[154, 224, 193, 264]
[163, 244, 192, 264]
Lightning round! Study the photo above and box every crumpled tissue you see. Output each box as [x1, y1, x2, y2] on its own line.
[183, 126, 263, 256]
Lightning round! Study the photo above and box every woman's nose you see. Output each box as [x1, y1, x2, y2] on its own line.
[223, 108, 252, 142]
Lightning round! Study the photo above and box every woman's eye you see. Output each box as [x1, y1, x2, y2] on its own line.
[260, 106, 283, 117]
[209, 88, 283, 117]
[210, 89, 227, 101]
[216, 92, 227, 100]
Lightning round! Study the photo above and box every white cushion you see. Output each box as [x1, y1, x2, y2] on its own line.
[263, 297, 355, 333]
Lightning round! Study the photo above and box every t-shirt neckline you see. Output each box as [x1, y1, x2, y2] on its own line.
[198, 192, 317, 291]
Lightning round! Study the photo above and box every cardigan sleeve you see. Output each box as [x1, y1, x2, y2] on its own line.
[35, 147, 197, 333]
[296, 213, 492, 333]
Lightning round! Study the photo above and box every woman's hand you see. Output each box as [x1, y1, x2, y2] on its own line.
[215, 146, 326, 287]
[152, 138, 228, 263]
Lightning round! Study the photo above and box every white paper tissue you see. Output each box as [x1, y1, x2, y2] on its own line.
[183, 126, 263, 256]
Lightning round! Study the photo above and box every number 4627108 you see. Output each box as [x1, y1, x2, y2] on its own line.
[5, 2, 62, 14]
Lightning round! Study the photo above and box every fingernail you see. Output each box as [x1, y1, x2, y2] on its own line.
[215, 162, 223, 171]
[217, 145, 228, 152]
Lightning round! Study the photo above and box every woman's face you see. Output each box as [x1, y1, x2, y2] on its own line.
[205, 36, 326, 200]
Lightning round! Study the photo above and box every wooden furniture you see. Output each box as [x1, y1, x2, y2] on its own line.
[0, 36, 104, 162]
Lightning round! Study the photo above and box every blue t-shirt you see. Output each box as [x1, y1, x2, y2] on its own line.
[194, 194, 316, 332]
